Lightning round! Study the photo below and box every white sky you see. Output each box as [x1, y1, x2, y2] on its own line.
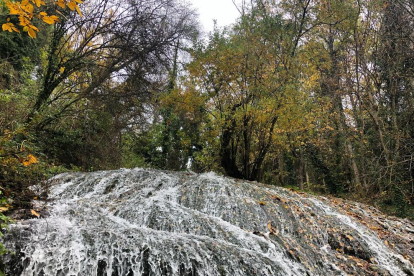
[188, 0, 241, 34]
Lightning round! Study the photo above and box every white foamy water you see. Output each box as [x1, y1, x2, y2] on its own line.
[2, 168, 413, 275]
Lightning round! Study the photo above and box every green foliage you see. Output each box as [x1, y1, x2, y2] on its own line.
[121, 132, 148, 169]
[0, 27, 41, 71]
[0, 126, 67, 194]
[35, 107, 124, 171]
[0, 207, 11, 276]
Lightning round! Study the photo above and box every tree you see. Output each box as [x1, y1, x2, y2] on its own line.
[186, 1, 320, 181]
[27, 0, 198, 128]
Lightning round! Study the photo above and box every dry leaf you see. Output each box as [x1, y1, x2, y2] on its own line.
[31, 209, 40, 218]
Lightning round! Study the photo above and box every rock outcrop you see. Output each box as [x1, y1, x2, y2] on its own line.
[2, 168, 414, 275]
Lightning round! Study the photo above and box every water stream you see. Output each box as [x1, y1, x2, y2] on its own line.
[2, 168, 414, 275]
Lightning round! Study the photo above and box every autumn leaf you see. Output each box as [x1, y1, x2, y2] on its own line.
[27, 27, 36, 38]
[42, 16, 55, 24]
[6, 2, 21, 15]
[19, 15, 31, 27]
[66, 0, 83, 16]
[267, 220, 278, 234]
[22, 24, 39, 38]
[2, 22, 20, 33]
[30, 209, 40, 218]
[22, 154, 38, 166]
[20, 2, 34, 14]
[56, 0, 66, 8]
[42, 15, 60, 24]
[75, 5, 82, 17]
[34, 0, 45, 7]
[1, 23, 12, 32]
[67, 1, 77, 10]
[3, 0, 83, 37]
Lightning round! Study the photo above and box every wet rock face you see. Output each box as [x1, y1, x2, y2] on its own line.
[2, 168, 414, 276]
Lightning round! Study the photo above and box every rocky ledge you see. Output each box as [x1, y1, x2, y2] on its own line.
[1, 168, 414, 275]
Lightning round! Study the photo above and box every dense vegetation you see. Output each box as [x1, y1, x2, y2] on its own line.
[0, 0, 413, 235]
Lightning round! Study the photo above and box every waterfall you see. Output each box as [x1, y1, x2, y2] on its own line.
[2, 168, 413, 275]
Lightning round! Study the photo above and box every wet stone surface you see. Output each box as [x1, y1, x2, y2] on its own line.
[1, 168, 414, 275]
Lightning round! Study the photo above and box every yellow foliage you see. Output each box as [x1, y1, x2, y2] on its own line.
[22, 154, 38, 166]
[24, 25, 39, 38]
[5, 2, 20, 15]
[56, 0, 66, 8]
[2, 22, 20, 33]
[41, 15, 60, 25]
[2, 0, 83, 38]
[34, 0, 45, 7]
[67, 1, 77, 10]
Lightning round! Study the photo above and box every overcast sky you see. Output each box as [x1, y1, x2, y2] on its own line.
[188, 0, 241, 34]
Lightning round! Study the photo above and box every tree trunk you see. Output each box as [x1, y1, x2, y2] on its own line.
[298, 151, 304, 190]
[220, 119, 243, 179]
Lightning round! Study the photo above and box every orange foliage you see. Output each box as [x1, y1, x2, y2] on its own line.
[21, 154, 38, 167]
[2, 0, 83, 38]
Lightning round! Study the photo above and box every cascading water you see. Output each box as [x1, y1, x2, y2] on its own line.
[2, 168, 414, 275]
